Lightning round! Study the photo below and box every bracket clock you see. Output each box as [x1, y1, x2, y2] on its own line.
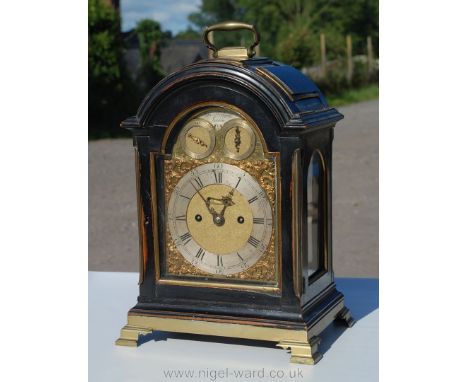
[115, 22, 355, 364]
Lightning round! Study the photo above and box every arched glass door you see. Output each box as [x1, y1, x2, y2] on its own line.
[307, 151, 326, 279]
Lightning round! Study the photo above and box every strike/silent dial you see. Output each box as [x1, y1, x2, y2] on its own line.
[180, 118, 216, 159]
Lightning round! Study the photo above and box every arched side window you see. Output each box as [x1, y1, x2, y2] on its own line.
[307, 151, 326, 280]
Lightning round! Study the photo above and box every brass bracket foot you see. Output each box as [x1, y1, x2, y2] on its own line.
[115, 325, 153, 347]
[277, 336, 323, 365]
[336, 307, 356, 327]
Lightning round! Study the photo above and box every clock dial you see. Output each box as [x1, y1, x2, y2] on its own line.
[167, 163, 273, 275]
[221, 118, 256, 160]
[180, 118, 215, 159]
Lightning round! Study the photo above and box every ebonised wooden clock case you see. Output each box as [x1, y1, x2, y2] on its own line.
[115, 22, 355, 364]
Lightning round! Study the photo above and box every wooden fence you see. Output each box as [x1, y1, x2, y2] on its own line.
[303, 34, 378, 83]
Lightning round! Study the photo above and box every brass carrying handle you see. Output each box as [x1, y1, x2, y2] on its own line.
[203, 21, 260, 58]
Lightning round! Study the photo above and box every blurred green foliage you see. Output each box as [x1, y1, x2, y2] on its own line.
[187, 0, 378, 66]
[327, 84, 378, 106]
[88, 0, 378, 138]
[88, 3, 166, 138]
[88, 0, 122, 84]
[185, 0, 379, 103]
[175, 26, 201, 40]
[315, 60, 379, 98]
[135, 20, 163, 67]
[134, 19, 166, 92]
[89, 0, 135, 138]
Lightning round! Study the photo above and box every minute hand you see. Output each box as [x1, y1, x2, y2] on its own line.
[191, 182, 217, 215]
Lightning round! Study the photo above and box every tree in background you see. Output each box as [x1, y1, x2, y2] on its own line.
[186, 0, 378, 67]
[188, 0, 242, 31]
[188, 0, 250, 49]
[135, 19, 163, 70]
[175, 27, 201, 40]
[88, 0, 121, 86]
[88, 3, 168, 138]
[89, 0, 137, 138]
[134, 19, 166, 91]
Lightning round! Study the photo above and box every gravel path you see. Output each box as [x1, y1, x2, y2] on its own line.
[88, 99, 378, 277]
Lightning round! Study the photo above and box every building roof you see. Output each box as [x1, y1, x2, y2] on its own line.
[159, 40, 209, 75]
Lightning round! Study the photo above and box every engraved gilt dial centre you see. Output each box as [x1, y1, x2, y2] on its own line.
[187, 184, 253, 254]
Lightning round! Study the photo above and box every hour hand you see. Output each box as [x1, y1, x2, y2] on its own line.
[217, 188, 236, 219]
[222, 188, 236, 208]
[209, 188, 236, 208]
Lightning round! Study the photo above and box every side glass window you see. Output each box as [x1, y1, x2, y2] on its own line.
[307, 151, 325, 279]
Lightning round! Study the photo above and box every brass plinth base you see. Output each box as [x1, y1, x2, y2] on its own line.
[116, 301, 352, 364]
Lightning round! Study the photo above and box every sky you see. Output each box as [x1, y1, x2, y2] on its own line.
[121, 0, 202, 34]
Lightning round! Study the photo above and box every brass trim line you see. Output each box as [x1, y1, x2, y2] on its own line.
[275, 151, 283, 293]
[150, 152, 160, 281]
[292, 149, 303, 298]
[134, 149, 146, 285]
[316, 149, 329, 274]
[256, 67, 295, 101]
[294, 92, 320, 101]
[157, 278, 279, 293]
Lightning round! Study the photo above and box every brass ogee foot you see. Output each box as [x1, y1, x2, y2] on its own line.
[277, 337, 322, 365]
[337, 307, 356, 327]
[115, 325, 153, 347]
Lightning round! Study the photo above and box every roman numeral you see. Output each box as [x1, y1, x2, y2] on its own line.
[248, 195, 259, 204]
[213, 170, 222, 183]
[253, 217, 265, 224]
[179, 194, 190, 200]
[247, 236, 261, 248]
[175, 215, 186, 221]
[192, 177, 204, 189]
[217, 255, 223, 267]
[235, 177, 242, 188]
[180, 232, 191, 244]
[195, 248, 205, 260]
[237, 252, 244, 261]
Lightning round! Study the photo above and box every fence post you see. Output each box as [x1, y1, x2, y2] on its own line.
[367, 35, 374, 76]
[320, 33, 327, 77]
[346, 34, 353, 84]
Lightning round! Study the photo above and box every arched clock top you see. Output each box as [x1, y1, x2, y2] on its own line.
[121, 59, 343, 144]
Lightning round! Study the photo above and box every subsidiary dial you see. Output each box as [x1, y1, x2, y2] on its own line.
[221, 118, 256, 160]
[180, 118, 215, 159]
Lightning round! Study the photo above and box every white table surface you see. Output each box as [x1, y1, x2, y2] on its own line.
[89, 272, 378, 381]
